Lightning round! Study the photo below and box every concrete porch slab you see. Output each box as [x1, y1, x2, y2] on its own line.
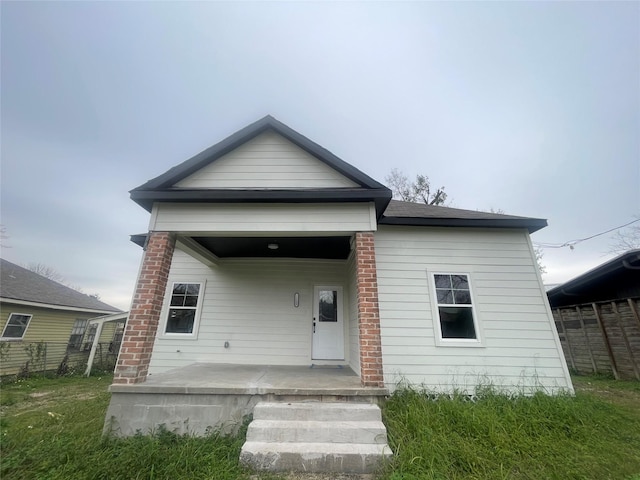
[105, 364, 389, 437]
[109, 363, 388, 397]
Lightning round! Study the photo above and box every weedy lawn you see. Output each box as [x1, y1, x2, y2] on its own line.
[0, 374, 638, 480]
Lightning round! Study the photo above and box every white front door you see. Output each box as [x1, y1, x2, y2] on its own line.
[312, 286, 344, 360]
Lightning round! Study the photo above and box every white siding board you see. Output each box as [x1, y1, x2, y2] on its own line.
[175, 131, 360, 189]
[151, 203, 376, 233]
[148, 251, 352, 374]
[375, 226, 572, 394]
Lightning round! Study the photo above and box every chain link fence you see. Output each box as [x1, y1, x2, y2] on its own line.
[0, 341, 119, 381]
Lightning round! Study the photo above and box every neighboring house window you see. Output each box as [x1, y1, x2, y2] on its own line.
[432, 273, 480, 343]
[165, 282, 203, 334]
[67, 319, 88, 350]
[1, 313, 32, 339]
[83, 324, 97, 351]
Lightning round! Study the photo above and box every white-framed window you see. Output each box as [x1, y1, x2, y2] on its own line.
[67, 319, 88, 350]
[1, 313, 32, 339]
[163, 281, 205, 336]
[430, 272, 482, 346]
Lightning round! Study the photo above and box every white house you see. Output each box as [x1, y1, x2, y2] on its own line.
[105, 116, 572, 443]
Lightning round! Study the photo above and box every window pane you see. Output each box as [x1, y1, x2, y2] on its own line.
[173, 283, 187, 294]
[434, 275, 451, 288]
[319, 290, 338, 322]
[436, 289, 453, 304]
[450, 275, 469, 290]
[3, 324, 25, 338]
[453, 290, 472, 304]
[184, 295, 198, 307]
[186, 284, 200, 295]
[166, 309, 195, 333]
[170, 295, 184, 306]
[439, 307, 476, 339]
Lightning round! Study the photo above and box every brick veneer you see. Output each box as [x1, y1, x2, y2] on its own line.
[355, 232, 385, 387]
[113, 231, 176, 384]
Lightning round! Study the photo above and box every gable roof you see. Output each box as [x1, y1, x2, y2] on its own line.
[130, 115, 392, 216]
[0, 259, 121, 313]
[380, 200, 547, 233]
[547, 249, 640, 307]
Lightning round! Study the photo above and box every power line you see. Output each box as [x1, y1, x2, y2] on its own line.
[534, 218, 640, 250]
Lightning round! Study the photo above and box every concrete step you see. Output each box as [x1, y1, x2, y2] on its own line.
[241, 401, 392, 473]
[240, 441, 392, 473]
[252, 401, 382, 422]
[246, 419, 388, 444]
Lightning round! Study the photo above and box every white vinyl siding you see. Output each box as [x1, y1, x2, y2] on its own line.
[148, 249, 354, 374]
[150, 203, 377, 234]
[174, 131, 359, 189]
[375, 226, 572, 394]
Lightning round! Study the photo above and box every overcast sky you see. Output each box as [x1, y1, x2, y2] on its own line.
[1, 2, 638, 311]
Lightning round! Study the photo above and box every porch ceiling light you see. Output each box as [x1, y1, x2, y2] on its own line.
[267, 243, 279, 250]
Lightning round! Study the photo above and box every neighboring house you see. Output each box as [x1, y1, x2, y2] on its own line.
[105, 115, 572, 439]
[0, 259, 122, 376]
[547, 250, 640, 380]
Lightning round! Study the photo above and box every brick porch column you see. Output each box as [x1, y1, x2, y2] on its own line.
[113, 231, 176, 385]
[355, 232, 384, 388]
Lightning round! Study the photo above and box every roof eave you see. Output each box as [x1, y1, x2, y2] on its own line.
[379, 216, 547, 233]
[546, 249, 640, 299]
[0, 297, 122, 314]
[130, 188, 392, 218]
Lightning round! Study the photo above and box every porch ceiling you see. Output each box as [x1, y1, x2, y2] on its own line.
[193, 236, 351, 259]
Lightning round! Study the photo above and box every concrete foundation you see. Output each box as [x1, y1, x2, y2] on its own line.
[103, 364, 388, 437]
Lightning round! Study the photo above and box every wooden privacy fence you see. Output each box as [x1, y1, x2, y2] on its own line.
[552, 298, 640, 380]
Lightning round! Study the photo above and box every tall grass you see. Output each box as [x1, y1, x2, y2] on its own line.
[1, 375, 639, 479]
[382, 385, 640, 480]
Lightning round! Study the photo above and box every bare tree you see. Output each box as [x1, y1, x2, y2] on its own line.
[0, 225, 10, 248]
[26, 263, 92, 294]
[385, 169, 447, 206]
[27, 263, 67, 284]
[609, 216, 640, 254]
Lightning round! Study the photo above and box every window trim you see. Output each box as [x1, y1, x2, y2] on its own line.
[428, 271, 483, 347]
[1, 312, 33, 340]
[160, 280, 206, 339]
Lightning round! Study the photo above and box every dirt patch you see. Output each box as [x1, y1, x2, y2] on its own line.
[251, 475, 373, 480]
[28, 391, 52, 398]
[572, 377, 640, 410]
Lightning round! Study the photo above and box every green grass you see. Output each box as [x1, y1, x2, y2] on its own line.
[382, 379, 640, 480]
[1, 374, 639, 479]
[0, 375, 253, 480]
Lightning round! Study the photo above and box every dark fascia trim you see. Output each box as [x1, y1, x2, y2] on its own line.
[130, 234, 147, 248]
[379, 216, 547, 233]
[547, 249, 640, 300]
[130, 187, 392, 218]
[132, 115, 390, 192]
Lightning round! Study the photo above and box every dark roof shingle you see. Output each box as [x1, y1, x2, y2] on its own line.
[380, 200, 547, 233]
[0, 259, 121, 313]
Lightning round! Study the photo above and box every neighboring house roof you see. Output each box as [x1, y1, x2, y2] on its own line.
[130, 115, 393, 217]
[547, 249, 640, 308]
[381, 200, 547, 233]
[0, 259, 121, 313]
